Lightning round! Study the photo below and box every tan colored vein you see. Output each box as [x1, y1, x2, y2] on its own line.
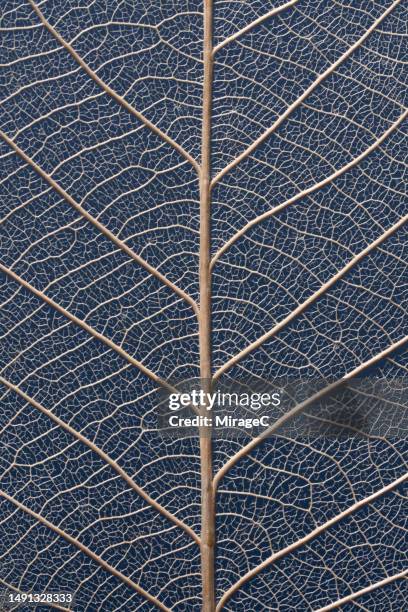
[0, 375, 200, 545]
[0, 263, 177, 394]
[213, 208, 408, 381]
[314, 569, 408, 611]
[216, 472, 407, 610]
[213, 0, 299, 55]
[0, 489, 171, 612]
[211, 0, 402, 186]
[199, 1, 216, 609]
[0, 129, 199, 317]
[213, 333, 408, 489]
[211, 109, 407, 268]
[27, 0, 200, 173]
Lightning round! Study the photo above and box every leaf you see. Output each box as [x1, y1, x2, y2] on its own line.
[0, 0, 407, 610]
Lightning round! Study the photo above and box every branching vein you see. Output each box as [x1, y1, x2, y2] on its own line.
[214, 333, 408, 488]
[0, 375, 200, 545]
[213, 207, 407, 380]
[211, 0, 402, 186]
[0, 489, 172, 612]
[216, 472, 407, 610]
[27, 0, 200, 173]
[0, 263, 177, 395]
[314, 569, 408, 611]
[211, 110, 407, 268]
[213, 0, 299, 55]
[0, 129, 199, 317]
